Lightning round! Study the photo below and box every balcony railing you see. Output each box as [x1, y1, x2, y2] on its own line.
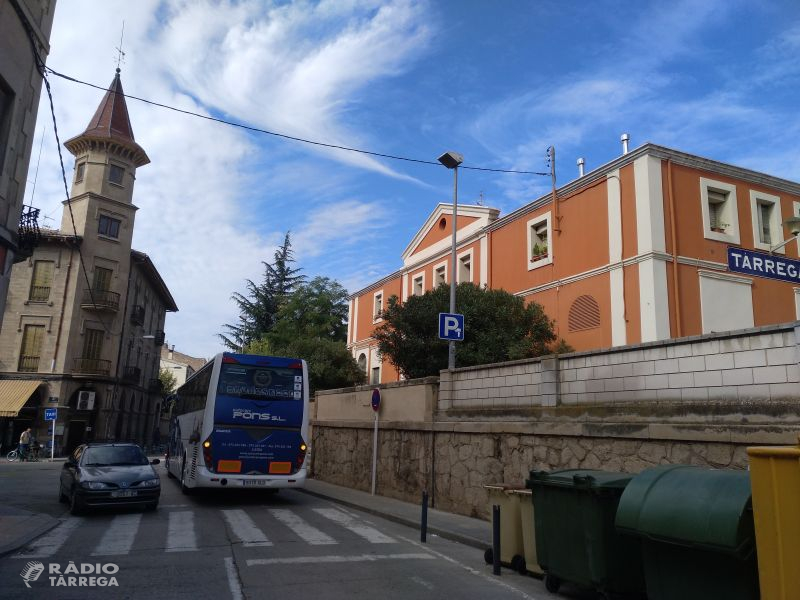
[28, 286, 51, 302]
[81, 289, 120, 312]
[122, 366, 142, 384]
[130, 304, 145, 325]
[73, 357, 111, 376]
[14, 205, 41, 264]
[18, 355, 40, 372]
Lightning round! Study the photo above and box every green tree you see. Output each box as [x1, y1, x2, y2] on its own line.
[374, 283, 557, 379]
[245, 276, 365, 394]
[158, 367, 178, 396]
[219, 232, 305, 350]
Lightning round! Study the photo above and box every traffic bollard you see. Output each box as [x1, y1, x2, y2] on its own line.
[421, 490, 429, 543]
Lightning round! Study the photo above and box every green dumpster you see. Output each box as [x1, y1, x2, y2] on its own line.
[526, 469, 646, 597]
[615, 465, 759, 600]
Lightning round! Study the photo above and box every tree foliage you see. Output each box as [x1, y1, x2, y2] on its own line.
[158, 367, 178, 396]
[245, 276, 365, 394]
[219, 232, 305, 350]
[374, 283, 558, 379]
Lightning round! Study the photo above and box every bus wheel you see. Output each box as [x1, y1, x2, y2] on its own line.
[166, 458, 176, 479]
[180, 458, 193, 495]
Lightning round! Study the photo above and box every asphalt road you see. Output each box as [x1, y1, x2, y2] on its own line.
[0, 460, 584, 600]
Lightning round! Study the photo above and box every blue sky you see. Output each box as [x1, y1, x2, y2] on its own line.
[27, 0, 800, 358]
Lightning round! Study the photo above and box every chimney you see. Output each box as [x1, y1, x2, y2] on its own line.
[621, 133, 630, 155]
[168, 345, 174, 360]
[577, 157, 585, 177]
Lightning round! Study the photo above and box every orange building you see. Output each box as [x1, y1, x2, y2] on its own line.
[348, 143, 800, 384]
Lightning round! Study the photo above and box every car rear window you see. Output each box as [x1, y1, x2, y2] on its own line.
[82, 446, 148, 466]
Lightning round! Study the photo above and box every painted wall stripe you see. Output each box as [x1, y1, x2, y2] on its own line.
[222, 509, 272, 547]
[91, 514, 141, 556]
[268, 508, 336, 545]
[313, 507, 395, 543]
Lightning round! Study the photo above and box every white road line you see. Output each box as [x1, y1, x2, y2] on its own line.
[224, 557, 244, 600]
[247, 553, 435, 566]
[268, 509, 337, 545]
[13, 518, 83, 558]
[222, 509, 272, 547]
[397, 535, 538, 600]
[159, 504, 189, 508]
[91, 514, 142, 556]
[313, 507, 396, 544]
[166, 510, 197, 552]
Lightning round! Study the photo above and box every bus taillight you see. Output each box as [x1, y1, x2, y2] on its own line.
[202, 436, 213, 471]
[297, 440, 308, 469]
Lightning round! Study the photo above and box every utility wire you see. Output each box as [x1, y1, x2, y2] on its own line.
[44, 66, 550, 177]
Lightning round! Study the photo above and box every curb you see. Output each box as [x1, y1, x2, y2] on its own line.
[298, 487, 487, 550]
[0, 514, 60, 558]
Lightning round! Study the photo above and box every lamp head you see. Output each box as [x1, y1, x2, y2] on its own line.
[784, 216, 800, 237]
[437, 151, 463, 169]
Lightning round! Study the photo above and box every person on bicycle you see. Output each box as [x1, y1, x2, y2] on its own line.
[19, 428, 32, 461]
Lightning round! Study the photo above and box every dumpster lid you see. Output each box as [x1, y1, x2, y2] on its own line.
[615, 465, 754, 555]
[527, 469, 633, 490]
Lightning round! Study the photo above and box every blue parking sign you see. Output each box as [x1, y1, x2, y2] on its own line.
[45, 408, 57, 421]
[438, 313, 464, 341]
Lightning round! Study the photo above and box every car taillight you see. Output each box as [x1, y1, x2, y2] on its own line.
[297, 440, 307, 468]
[202, 436, 213, 471]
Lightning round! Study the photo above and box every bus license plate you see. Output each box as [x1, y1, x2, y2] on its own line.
[110, 490, 138, 498]
[242, 480, 268, 486]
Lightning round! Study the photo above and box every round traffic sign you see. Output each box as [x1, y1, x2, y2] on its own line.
[371, 388, 381, 412]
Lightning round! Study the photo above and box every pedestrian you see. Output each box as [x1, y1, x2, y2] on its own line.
[19, 428, 32, 461]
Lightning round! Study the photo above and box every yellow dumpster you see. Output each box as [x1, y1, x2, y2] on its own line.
[483, 485, 525, 572]
[509, 488, 543, 575]
[747, 437, 800, 600]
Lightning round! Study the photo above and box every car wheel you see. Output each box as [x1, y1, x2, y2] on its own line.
[69, 488, 84, 515]
[58, 482, 68, 504]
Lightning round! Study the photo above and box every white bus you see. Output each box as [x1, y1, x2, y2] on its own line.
[165, 352, 309, 491]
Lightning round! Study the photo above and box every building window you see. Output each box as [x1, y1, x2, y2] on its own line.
[29, 260, 54, 302]
[458, 251, 472, 283]
[357, 353, 367, 374]
[434, 262, 447, 286]
[108, 163, 125, 185]
[373, 291, 383, 321]
[82, 328, 105, 360]
[75, 161, 86, 183]
[0, 77, 14, 174]
[750, 190, 782, 253]
[370, 366, 381, 385]
[412, 274, 424, 296]
[527, 212, 553, 270]
[18, 324, 45, 372]
[700, 178, 740, 244]
[93, 266, 113, 291]
[98, 214, 121, 239]
[568, 295, 601, 332]
[699, 271, 753, 334]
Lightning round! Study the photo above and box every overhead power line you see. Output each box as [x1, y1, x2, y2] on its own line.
[44, 66, 549, 176]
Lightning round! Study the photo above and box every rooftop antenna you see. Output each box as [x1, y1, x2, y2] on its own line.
[114, 21, 126, 71]
[26, 125, 47, 208]
[477, 191, 484, 206]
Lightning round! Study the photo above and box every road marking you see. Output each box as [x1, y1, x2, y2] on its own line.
[398, 536, 537, 600]
[268, 509, 336, 545]
[91, 514, 142, 556]
[166, 510, 197, 552]
[313, 507, 396, 543]
[222, 509, 272, 547]
[159, 504, 189, 508]
[247, 553, 435, 566]
[224, 557, 244, 600]
[13, 518, 83, 558]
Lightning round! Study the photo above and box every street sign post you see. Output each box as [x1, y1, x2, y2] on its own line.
[371, 388, 381, 496]
[438, 313, 465, 341]
[45, 408, 57, 462]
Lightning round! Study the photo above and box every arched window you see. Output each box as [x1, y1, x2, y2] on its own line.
[568, 295, 601, 332]
[357, 353, 367, 373]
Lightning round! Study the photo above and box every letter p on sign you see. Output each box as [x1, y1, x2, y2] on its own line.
[438, 313, 465, 341]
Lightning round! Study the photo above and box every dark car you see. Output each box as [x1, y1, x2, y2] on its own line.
[59, 443, 161, 514]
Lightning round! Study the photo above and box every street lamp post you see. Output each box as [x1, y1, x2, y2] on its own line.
[437, 151, 464, 370]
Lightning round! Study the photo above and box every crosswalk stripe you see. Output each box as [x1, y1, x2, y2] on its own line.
[166, 510, 197, 552]
[222, 509, 272, 547]
[313, 508, 396, 544]
[91, 514, 141, 556]
[268, 509, 336, 545]
[13, 518, 84, 559]
[247, 553, 435, 566]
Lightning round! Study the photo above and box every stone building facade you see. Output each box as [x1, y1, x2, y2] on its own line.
[0, 70, 178, 455]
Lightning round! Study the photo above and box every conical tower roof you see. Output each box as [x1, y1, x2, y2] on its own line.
[64, 69, 150, 167]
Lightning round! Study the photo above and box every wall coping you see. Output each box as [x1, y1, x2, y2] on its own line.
[316, 376, 439, 397]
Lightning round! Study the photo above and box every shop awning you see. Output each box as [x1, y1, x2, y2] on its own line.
[0, 380, 43, 417]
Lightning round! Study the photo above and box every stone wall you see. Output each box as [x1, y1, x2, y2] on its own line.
[313, 323, 800, 519]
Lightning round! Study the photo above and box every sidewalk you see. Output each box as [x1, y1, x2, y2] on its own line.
[301, 478, 490, 550]
[0, 505, 59, 557]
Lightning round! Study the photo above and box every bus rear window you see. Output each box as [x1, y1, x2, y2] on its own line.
[218, 364, 302, 400]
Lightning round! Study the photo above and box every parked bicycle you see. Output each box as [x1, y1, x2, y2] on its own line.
[6, 444, 41, 462]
